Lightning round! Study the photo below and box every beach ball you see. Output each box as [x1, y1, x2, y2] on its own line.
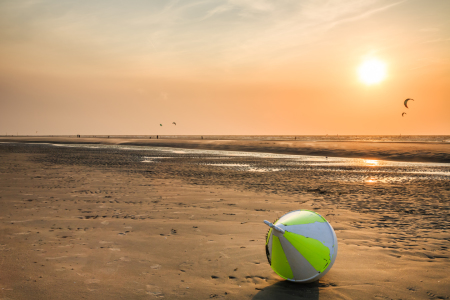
[264, 210, 338, 283]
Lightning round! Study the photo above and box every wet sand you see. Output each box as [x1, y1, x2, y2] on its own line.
[0, 140, 449, 299]
[1, 136, 449, 163]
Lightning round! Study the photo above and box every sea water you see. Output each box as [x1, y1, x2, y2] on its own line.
[44, 141, 450, 184]
[3, 135, 449, 183]
[55, 135, 450, 143]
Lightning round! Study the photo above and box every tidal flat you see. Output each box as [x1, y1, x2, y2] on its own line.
[0, 139, 449, 299]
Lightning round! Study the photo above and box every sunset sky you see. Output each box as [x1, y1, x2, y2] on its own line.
[1, 0, 449, 136]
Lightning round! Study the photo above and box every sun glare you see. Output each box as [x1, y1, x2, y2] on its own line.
[364, 159, 379, 166]
[358, 59, 386, 85]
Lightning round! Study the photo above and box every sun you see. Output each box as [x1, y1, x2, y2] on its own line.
[358, 59, 387, 85]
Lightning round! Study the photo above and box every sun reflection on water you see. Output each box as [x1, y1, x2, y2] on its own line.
[364, 159, 379, 166]
[365, 177, 377, 183]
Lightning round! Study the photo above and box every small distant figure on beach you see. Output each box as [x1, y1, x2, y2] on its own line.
[157, 135, 159, 139]
[149, 136, 151, 139]
[201, 136, 203, 139]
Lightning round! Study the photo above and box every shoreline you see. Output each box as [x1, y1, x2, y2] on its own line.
[1, 135, 449, 144]
[1, 136, 450, 163]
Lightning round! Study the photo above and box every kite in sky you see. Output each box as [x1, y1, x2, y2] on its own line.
[404, 98, 414, 108]
[160, 124, 162, 126]
[402, 112, 406, 117]
[172, 122, 176, 125]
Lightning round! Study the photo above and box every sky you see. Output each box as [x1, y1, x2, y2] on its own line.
[0, 0, 449, 136]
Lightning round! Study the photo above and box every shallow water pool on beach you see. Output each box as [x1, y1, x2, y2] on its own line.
[43, 143, 450, 184]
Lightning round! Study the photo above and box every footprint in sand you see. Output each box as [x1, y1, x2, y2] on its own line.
[245, 275, 268, 284]
[146, 284, 164, 297]
[85, 278, 101, 284]
[119, 257, 131, 261]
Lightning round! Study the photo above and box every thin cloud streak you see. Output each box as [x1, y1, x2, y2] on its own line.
[205, 0, 406, 69]
[0, 0, 447, 81]
[327, 0, 406, 29]
[0, 0, 403, 73]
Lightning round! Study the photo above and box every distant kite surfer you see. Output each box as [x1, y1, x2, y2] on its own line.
[404, 98, 414, 108]
[402, 112, 406, 117]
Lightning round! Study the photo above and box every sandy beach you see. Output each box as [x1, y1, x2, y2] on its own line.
[0, 138, 449, 299]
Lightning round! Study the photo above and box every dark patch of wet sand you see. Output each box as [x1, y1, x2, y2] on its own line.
[1, 136, 450, 163]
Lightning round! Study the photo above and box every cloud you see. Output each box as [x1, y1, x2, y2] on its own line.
[226, 0, 274, 12]
[200, 0, 406, 66]
[420, 27, 440, 33]
[0, 0, 428, 77]
[423, 38, 450, 44]
[326, 0, 406, 28]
